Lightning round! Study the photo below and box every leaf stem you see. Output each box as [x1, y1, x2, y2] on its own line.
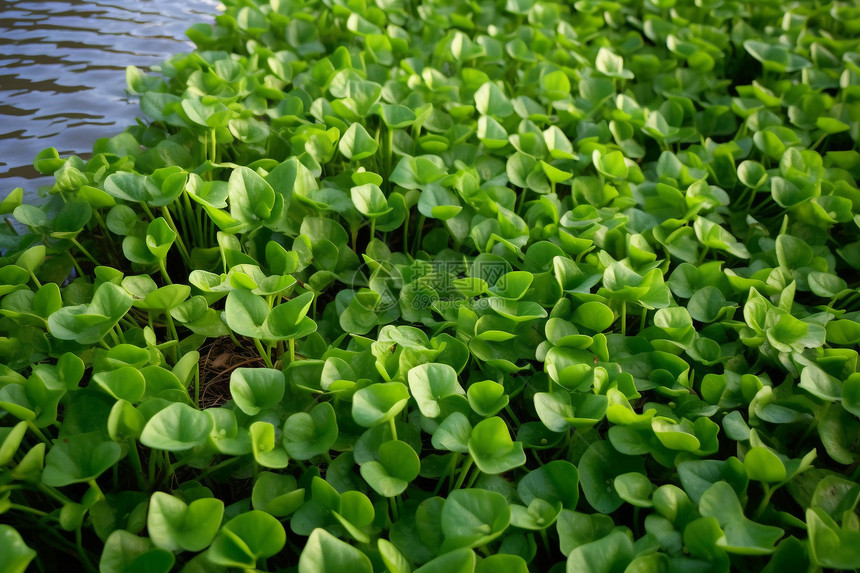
[196, 456, 242, 481]
[75, 527, 98, 573]
[158, 259, 173, 285]
[38, 483, 73, 505]
[253, 338, 274, 368]
[465, 465, 481, 489]
[27, 422, 51, 446]
[67, 250, 85, 278]
[70, 237, 100, 267]
[453, 455, 474, 490]
[160, 206, 192, 268]
[620, 301, 627, 336]
[389, 496, 399, 521]
[87, 479, 104, 501]
[127, 439, 147, 491]
[752, 484, 775, 520]
[8, 503, 50, 517]
[148, 448, 159, 485]
[388, 417, 398, 441]
[412, 214, 425, 255]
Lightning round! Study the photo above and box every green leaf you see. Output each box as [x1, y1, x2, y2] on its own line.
[595, 48, 633, 79]
[140, 403, 213, 452]
[223, 289, 268, 339]
[441, 489, 510, 550]
[252, 472, 305, 517]
[42, 432, 123, 487]
[579, 440, 645, 514]
[230, 367, 285, 416]
[208, 511, 286, 569]
[340, 123, 379, 160]
[299, 528, 373, 573]
[807, 506, 860, 569]
[282, 402, 338, 460]
[147, 492, 223, 552]
[360, 439, 421, 496]
[250, 421, 290, 469]
[699, 481, 784, 555]
[468, 417, 526, 475]
[414, 548, 476, 573]
[408, 363, 465, 418]
[467, 380, 509, 417]
[93, 366, 146, 403]
[352, 382, 411, 427]
[99, 530, 174, 573]
[0, 525, 37, 573]
[614, 472, 653, 507]
[566, 530, 634, 573]
[475, 82, 514, 118]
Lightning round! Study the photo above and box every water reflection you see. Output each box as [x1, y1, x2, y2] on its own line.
[0, 0, 220, 200]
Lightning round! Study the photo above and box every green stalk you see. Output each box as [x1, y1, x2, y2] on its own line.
[504, 404, 521, 427]
[165, 313, 180, 346]
[27, 270, 42, 289]
[27, 422, 51, 446]
[516, 187, 528, 215]
[127, 439, 147, 491]
[159, 206, 192, 268]
[412, 214, 425, 254]
[453, 455, 474, 490]
[91, 209, 110, 239]
[70, 237, 101, 267]
[465, 465, 481, 489]
[389, 496, 399, 521]
[149, 449, 159, 485]
[196, 456, 242, 481]
[289, 338, 296, 364]
[38, 483, 73, 506]
[388, 417, 398, 441]
[87, 479, 105, 501]
[158, 259, 173, 285]
[620, 301, 627, 336]
[182, 191, 203, 247]
[67, 251, 85, 278]
[75, 527, 98, 573]
[140, 202, 157, 222]
[753, 484, 775, 520]
[402, 209, 410, 254]
[8, 503, 50, 518]
[435, 453, 460, 495]
[253, 338, 274, 368]
[539, 529, 551, 555]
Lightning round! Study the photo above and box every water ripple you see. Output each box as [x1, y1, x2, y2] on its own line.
[0, 0, 220, 199]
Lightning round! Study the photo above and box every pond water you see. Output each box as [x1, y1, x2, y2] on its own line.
[0, 0, 221, 201]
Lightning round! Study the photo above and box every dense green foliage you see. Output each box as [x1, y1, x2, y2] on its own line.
[2, 0, 860, 571]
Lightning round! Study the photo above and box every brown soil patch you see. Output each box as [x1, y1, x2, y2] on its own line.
[197, 336, 266, 408]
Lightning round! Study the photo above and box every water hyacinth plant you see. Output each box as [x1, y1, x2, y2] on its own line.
[2, 0, 860, 571]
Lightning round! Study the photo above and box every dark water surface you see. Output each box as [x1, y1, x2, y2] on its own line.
[0, 0, 220, 200]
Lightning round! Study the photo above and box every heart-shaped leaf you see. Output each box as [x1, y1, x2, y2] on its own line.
[147, 491, 224, 552]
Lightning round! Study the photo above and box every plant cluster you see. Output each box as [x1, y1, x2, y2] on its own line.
[1, 0, 860, 571]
